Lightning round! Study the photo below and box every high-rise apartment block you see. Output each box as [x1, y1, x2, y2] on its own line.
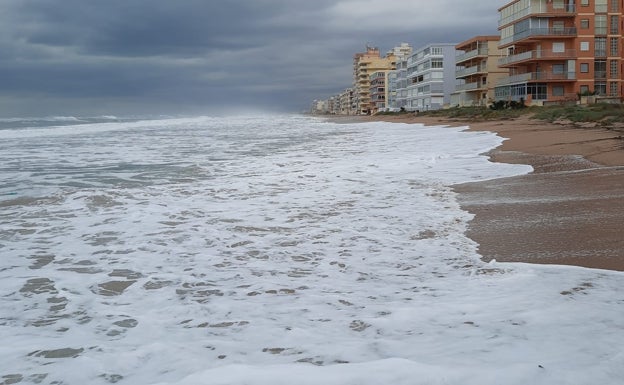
[369, 71, 392, 114]
[393, 57, 410, 110]
[353, 46, 396, 114]
[496, 0, 624, 104]
[452, 36, 508, 107]
[404, 43, 457, 111]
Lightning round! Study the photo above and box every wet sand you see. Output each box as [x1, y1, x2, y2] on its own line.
[363, 114, 624, 271]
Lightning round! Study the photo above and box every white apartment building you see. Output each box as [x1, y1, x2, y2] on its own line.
[386, 43, 413, 60]
[404, 43, 458, 111]
[385, 43, 413, 112]
[386, 52, 411, 111]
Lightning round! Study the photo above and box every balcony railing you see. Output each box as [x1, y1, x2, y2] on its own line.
[455, 82, 483, 92]
[456, 48, 489, 64]
[497, 71, 576, 86]
[499, 3, 576, 27]
[500, 27, 577, 47]
[456, 64, 488, 78]
[498, 49, 577, 66]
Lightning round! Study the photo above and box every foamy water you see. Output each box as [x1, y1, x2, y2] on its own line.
[1, 115, 622, 385]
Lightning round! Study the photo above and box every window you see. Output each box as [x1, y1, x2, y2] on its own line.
[552, 42, 565, 53]
[580, 41, 590, 51]
[431, 59, 443, 68]
[595, 15, 607, 35]
[611, 38, 619, 56]
[580, 85, 590, 94]
[595, 0, 607, 12]
[495, 86, 510, 100]
[527, 83, 547, 100]
[553, 64, 565, 74]
[430, 47, 442, 55]
[610, 82, 618, 96]
[580, 0, 588, 5]
[610, 60, 618, 77]
[595, 37, 607, 56]
[552, 86, 565, 96]
[580, 19, 589, 29]
[595, 82, 607, 95]
[595, 60, 607, 79]
[515, 19, 531, 35]
[610, 16, 619, 34]
[580, 63, 590, 72]
[610, 0, 619, 11]
[552, 21, 565, 32]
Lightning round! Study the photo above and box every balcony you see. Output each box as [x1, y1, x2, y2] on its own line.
[500, 27, 577, 47]
[455, 81, 484, 92]
[456, 64, 488, 78]
[499, 3, 576, 28]
[456, 48, 489, 64]
[498, 49, 577, 66]
[497, 71, 576, 86]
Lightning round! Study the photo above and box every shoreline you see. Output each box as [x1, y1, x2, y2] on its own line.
[345, 113, 624, 271]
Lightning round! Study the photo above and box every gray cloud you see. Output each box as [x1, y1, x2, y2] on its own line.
[0, 0, 509, 117]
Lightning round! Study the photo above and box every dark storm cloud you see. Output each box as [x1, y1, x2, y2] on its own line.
[0, 0, 509, 117]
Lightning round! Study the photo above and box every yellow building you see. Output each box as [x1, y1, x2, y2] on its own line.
[452, 36, 509, 107]
[353, 46, 395, 114]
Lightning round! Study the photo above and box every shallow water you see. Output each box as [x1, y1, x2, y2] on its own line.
[1, 115, 622, 385]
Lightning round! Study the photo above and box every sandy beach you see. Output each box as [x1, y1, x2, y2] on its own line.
[364, 113, 624, 271]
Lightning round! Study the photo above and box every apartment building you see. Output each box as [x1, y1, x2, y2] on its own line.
[496, 0, 624, 105]
[387, 43, 414, 60]
[369, 71, 391, 114]
[338, 88, 354, 115]
[452, 36, 509, 107]
[403, 43, 457, 111]
[352, 46, 396, 114]
[386, 44, 412, 111]
[310, 99, 328, 114]
[386, 71, 399, 110]
[392, 57, 410, 110]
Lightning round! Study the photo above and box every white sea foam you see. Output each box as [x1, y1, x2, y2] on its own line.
[0, 115, 622, 385]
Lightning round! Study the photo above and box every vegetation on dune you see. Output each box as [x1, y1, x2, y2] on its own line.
[530, 103, 624, 125]
[385, 103, 624, 129]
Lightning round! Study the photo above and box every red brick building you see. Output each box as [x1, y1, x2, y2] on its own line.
[496, 0, 623, 104]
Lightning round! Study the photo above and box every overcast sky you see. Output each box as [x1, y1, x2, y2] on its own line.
[0, 0, 509, 117]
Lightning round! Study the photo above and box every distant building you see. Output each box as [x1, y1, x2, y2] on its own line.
[496, 0, 624, 104]
[386, 70, 399, 110]
[387, 43, 414, 60]
[310, 99, 328, 114]
[404, 43, 458, 111]
[369, 71, 392, 114]
[338, 88, 354, 115]
[353, 46, 396, 114]
[392, 57, 410, 110]
[386, 44, 413, 111]
[452, 36, 508, 107]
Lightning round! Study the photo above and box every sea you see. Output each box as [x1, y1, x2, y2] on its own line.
[1, 114, 623, 385]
